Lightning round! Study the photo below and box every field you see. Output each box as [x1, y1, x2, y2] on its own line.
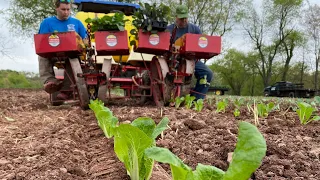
[0, 88, 319, 180]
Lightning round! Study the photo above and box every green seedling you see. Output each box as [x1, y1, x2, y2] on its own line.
[216, 99, 228, 113]
[234, 97, 245, 109]
[89, 100, 170, 180]
[296, 102, 320, 125]
[233, 108, 240, 117]
[193, 99, 204, 112]
[185, 94, 196, 109]
[89, 99, 118, 138]
[145, 121, 267, 180]
[257, 102, 275, 118]
[175, 96, 185, 109]
[314, 96, 320, 105]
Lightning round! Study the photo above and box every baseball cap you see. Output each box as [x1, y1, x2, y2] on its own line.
[176, 5, 188, 18]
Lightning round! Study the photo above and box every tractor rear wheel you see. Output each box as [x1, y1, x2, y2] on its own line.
[69, 58, 90, 110]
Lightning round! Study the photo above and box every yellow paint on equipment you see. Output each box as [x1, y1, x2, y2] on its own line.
[75, 12, 139, 63]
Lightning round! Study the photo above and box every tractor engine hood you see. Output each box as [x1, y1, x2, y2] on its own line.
[73, 0, 140, 15]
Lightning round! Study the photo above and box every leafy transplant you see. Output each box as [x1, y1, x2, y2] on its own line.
[84, 12, 129, 38]
[129, 2, 171, 47]
[145, 121, 267, 180]
[89, 99, 169, 180]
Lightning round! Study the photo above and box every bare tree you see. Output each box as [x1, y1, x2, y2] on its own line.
[242, 0, 303, 87]
[304, 2, 320, 90]
[0, 34, 14, 60]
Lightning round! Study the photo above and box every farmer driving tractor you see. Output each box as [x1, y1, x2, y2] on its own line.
[37, 0, 87, 100]
[166, 5, 214, 100]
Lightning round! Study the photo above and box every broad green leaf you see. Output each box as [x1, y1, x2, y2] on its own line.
[117, 24, 125, 31]
[140, 155, 154, 180]
[223, 121, 267, 180]
[185, 95, 196, 109]
[194, 99, 204, 112]
[89, 99, 105, 112]
[96, 109, 117, 138]
[193, 163, 225, 180]
[96, 109, 113, 123]
[114, 124, 154, 180]
[131, 117, 156, 138]
[175, 97, 185, 108]
[314, 96, 320, 104]
[171, 165, 191, 180]
[312, 116, 320, 121]
[151, 117, 169, 139]
[267, 102, 275, 111]
[233, 109, 240, 117]
[296, 102, 316, 124]
[145, 147, 192, 180]
[89, 100, 118, 138]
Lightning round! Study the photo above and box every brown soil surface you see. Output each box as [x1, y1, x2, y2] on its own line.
[0, 89, 319, 180]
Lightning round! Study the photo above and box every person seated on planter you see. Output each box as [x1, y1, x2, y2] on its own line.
[166, 4, 214, 100]
[37, 0, 88, 100]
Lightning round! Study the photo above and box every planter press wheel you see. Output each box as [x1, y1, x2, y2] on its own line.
[150, 57, 169, 107]
[50, 61, 74, 106]
[97, 58, 112, 104]
[69, 58, 90, 110]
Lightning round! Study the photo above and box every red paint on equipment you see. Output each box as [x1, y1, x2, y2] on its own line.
[135, 29, 170, 55]
[95, 31, 129, 55]
[34, 31, 83, 58]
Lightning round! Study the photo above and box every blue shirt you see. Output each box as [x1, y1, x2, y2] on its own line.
[166, 23, 201, 42]
[38, 16, 87, 39]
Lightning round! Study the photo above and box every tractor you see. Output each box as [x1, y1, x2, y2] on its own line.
[33, 0, 222, 109]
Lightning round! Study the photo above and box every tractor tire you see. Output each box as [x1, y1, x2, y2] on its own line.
[69, 58, 90, 110]
[264, 91, 270, 97]
[289, 92, 295, 98]
[215, 90, 222, 95]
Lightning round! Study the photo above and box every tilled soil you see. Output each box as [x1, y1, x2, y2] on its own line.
[0, 89, 319, 180]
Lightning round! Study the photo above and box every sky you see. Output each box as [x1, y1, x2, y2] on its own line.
[0, 0, 320, 73]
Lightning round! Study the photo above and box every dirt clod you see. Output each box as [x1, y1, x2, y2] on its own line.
[184, 119, 206, 130]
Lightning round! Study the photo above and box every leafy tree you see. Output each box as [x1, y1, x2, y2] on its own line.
[242, 0, 303, 87]
[3, 0, 143, 38]
[210, 49, 251, 95]
[154, 0, 248, 36]
[4, 0, 56, 38]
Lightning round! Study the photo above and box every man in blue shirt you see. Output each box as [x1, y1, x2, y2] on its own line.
[38, 0, 87, 99]
[166, 5, 214, 100]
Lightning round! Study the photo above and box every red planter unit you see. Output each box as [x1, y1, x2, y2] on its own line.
[94, 31, 129, 55]
[175, 34, 222, 59]
[34, 31, 84, 58]
[135, 30, 170, 55]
